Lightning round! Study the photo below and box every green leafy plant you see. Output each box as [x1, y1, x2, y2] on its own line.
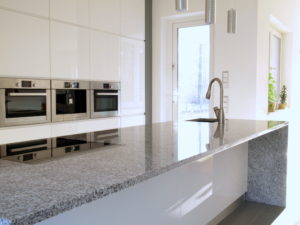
[279, 85, 287, 104]
[268, 73, 278, 105]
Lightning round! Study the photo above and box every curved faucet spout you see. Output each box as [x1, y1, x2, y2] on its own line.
[205, 78, 225, 124]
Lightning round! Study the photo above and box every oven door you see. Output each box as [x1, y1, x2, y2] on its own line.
[0, 89, 51, 127]
[52, 89, 90, 122]
[91, 90, 120, 118]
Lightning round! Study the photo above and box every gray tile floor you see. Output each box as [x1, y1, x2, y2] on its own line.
[218, 201, 284, 225]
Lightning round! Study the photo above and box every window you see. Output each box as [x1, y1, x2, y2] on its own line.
[269, 29, 283, 96]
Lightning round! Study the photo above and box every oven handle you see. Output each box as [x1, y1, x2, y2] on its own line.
[7, 93, 47, 97]
[95, 93, 119, 96]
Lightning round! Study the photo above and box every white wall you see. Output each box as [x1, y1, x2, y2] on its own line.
[152, 0, 300, 122]
[256, 0, 300, 119]
[152, 0, 258, 123]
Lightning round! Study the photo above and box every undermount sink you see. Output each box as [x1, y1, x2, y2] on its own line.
[188, 118, 218, 123]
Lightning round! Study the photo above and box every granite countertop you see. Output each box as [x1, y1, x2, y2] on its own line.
[0, 119, 288, 225]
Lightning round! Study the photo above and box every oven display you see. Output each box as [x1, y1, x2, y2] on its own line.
[22, 81, 32, 87]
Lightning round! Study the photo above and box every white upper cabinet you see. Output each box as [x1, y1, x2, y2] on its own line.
[91, 31, 120, 81]
[121, 0, 145, 40]
[0, 0, 49, 17]
[0, 10, 50, 78]
[50, 0, 89, 26]
[50, 21, 90, 80]
[121, 38, 145, 116]
[90, 0, 121, 34]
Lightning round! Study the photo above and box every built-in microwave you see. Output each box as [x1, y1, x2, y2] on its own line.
[91, 82, 120, 118]
[0, 78, 51, 127]
[51, 80, 90, 122]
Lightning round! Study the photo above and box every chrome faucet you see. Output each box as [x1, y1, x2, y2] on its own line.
[205, 78, 225, 124]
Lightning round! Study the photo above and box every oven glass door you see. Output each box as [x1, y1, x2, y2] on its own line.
[94, 91, 118, 112]
[56, 90, 87, 115]
[5, 89, 47, 118]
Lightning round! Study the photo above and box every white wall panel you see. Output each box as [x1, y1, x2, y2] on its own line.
[50, 21, 90, 80]
[90, 0, 121, 34]
[121, 38, 145, 116]
[0, 10, 50, 78]
[121, 0, 145, 40]
[91, 31, 120, 81]
[0, 0, 49, 17]
[50, 0, 89, 26]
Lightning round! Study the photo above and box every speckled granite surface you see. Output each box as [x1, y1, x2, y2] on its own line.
[0, 119, 288, 225]
[247, 126, 288, 207]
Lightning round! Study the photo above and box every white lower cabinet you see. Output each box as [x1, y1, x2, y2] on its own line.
[37, 143, 248, 225]
[120, 38, 145, 125]
[50, 21, 90, 80]
[0, 9, 50, 78]
[90, 30, 120, 81]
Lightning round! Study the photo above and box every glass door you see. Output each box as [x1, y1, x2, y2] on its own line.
[172, 22, 211, 121]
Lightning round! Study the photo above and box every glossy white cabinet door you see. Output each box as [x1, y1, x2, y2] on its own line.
[90, 0, 121, 34]
[50, 0, 89, 26]
[0, 10, 50, 78]
[121, 38, 145, 116]
[121, 0, 145, 40]
[50, 21, 90, 80]
[0, 0, 49, 17]
[90, 31, 120, 81]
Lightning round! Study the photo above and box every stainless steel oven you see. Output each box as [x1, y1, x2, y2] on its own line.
[0, 138, 52, 163]
[52, 133, 91, 157]
[0, 78, 51, 127]
[91, 82, 120, 118]
[51, 80, 90, 122]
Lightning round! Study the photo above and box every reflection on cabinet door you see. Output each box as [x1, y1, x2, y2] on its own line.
[90, 0, 121, 34]
[0, 0, 49, 17]
[121, 0, 145, 40]
[91, 31, 121, 82]
[120, 38, 145, 116]
[0, 9, 50, 78]
[50, 0, 89, 26]
[50, 21, 90, 80]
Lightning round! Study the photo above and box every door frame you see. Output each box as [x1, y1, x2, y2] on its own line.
[171, 18, 214, 121]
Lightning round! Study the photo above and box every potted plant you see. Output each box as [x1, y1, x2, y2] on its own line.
[278, 85, 287, 110]
[268, 73, 278, 112]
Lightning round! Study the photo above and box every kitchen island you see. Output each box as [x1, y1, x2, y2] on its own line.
[0, 119, 288, 225]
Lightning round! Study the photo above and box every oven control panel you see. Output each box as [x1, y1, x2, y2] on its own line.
[15, 80, 36, 88]
[64, 82, 79, 89]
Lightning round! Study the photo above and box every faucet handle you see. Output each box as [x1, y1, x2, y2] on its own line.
[213, 106, 220, 119]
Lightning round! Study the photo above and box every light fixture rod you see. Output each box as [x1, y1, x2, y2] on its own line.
[205, 0, 216, 24]
[176, 0, 188, 12]
[227, 8, 237, 33]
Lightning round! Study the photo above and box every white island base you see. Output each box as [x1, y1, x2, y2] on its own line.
[38, 143, 248, 225]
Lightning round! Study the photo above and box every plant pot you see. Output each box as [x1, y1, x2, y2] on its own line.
[278, 103, 287, 110]
[268, 103, 277, 112]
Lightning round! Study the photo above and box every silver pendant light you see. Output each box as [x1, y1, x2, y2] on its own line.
[205, 0, 216, 24]
[175, 0, 188, 12]
[227, 9, 237, 33]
